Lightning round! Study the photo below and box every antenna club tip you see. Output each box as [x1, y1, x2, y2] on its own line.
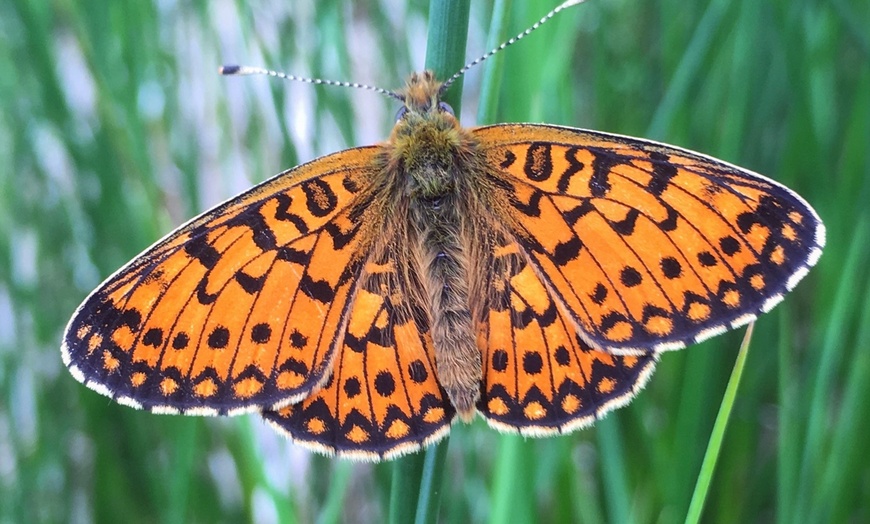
[219, 65, 241, 75]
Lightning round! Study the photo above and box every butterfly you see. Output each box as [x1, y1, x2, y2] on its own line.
[62, 11, 824, 462]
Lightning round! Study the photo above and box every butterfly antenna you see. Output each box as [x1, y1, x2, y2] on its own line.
[219, 65, 404, 102]
[439, 0, 589, 94]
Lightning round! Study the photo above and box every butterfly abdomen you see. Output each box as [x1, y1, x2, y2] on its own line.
[399, 147, 484, 419]
[407, 188, 481, 420]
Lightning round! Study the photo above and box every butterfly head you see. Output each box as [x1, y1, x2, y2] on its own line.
[395, 71, 455, 120]
[387, 71, 471, 199]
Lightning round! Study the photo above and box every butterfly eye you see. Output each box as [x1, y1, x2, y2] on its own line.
[395, 106, 409, 121]
[438, 102, 455, 116]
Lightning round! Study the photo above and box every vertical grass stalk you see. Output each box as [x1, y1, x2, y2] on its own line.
[388, 1, 470, 523]
[685, 323, 755, 524]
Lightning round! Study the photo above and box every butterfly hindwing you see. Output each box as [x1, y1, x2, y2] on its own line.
[476, 235, 657, 433]
[475, 124, 825, 353]
[264, 245, 456, 460]
[62, 147, 381, 414]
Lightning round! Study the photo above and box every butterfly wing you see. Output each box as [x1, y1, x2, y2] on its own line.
[263, 246, 455, 460]
[476, 233, 656, 433]
[62, 146, 381, 414]
[475, 124, 825, 353]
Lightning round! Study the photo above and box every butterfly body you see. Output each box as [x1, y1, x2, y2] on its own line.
[63, 68, 823, 459]
[379, 71, 506, 419]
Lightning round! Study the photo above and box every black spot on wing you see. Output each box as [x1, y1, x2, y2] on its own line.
[511, 190, 543, 217]
[553, 237, 583, 266]
[324, 221, 358, 250]
[556, 146, 585, 192]
[500, 150, 517, 169]
[276, 246, 312, 265]
[299, 275, 335, 303]
[610, 209, 639, 236]
[658, 203, 679, 232]
[647, 151, 677, 196]
[208, 326, 229, 349]
[185, 230, 220, 269]
[142, 328, 163, 347]
[563, 200, 595, 227]
[588, 148, 617, 197]
[235, 271, 265, 294]
[523, 143, 554, 182]
[196, 279, 218, 305]
[225, 208, 277, 251]
[273, 193, 309, 234]
[301, 178, 339, 217]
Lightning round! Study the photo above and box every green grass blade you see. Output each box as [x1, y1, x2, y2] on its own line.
[389, 2, 470, 522]
[596, 418, 631, 524]
[390, 452, 426, 524]
[685, 323, 755, 524]
[424, 0, 471, 112]
[317, 461, 352, 524]
[776, 302, 800, 524]
[647, 0, 732, 139]
[793, 218, 868, 517]
[477, 0, 512, 125]
[810, 267, 870, 522]
[414, 439, 451, 524]
[488, 434, 523, 524]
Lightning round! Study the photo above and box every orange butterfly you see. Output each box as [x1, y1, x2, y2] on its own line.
[62, 5, 824, 461]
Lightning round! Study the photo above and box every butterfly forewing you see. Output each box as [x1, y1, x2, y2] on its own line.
[62, 146, 381, 414]
[476, 124, 825, 354]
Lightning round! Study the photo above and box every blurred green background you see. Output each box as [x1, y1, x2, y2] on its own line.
[1, 0, 868, 522]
